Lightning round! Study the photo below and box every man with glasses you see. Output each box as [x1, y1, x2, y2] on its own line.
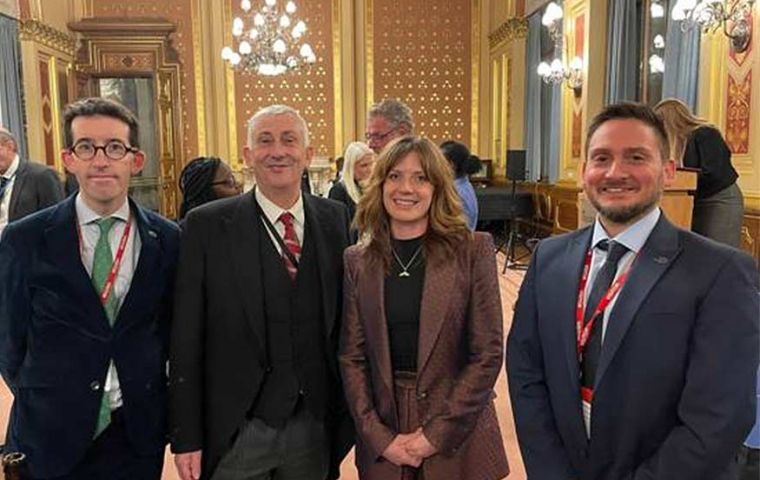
[366, 99, 415, 153]
[0, 97, 179, 479]
[0, 127, 63, 237]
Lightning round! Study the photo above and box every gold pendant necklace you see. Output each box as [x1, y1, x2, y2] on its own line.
[391, 244, 423, 277]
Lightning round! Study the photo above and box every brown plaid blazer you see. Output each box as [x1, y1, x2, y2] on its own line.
[339, 232, 509, 480]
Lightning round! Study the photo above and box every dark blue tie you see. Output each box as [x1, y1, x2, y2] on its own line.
[581, 240, 629, 388]
[0, 177, 9, 204]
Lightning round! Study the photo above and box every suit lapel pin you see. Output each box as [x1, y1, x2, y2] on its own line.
[653, 256, 669, 264]
[148, 230, 158, 238]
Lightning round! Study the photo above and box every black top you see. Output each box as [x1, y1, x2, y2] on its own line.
[328, 181, 359, 243]
[384, 236, 426, 372]
[328, 181, 357, 220]
[683, 126, 738, 199]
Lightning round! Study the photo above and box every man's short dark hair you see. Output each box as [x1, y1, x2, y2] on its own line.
[63, 97, 140, 149]
[586, 102, 670, 161]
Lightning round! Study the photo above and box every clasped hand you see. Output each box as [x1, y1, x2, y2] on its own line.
[382, 428, 438, 467]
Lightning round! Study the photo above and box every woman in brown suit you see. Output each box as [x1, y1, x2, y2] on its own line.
[339, 136, 509, 480]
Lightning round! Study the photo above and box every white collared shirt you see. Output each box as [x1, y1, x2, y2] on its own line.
[0, 154, 20, 236]
[76, 194, 141, 411]
[255, 188, 305, 253]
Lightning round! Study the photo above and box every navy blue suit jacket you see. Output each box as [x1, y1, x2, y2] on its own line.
[507, 214, 759, 480]
[0, 195, 179, 478]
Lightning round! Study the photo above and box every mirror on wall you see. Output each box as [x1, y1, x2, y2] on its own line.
[97, 77, 160, 212]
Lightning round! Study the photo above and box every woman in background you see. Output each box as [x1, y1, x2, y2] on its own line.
[178, 156, 241, 220]
[655, 98, 744, 247]
[440, 140, 481, 231]
[340, 136, 508, 480]
[329, 141, 375, 221]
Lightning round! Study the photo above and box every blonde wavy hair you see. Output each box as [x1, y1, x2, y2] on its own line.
[341, 141, 374, 204]
[353, 136, 471, 271]
[654, 98, 710, 164]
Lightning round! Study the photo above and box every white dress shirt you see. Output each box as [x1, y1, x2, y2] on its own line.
[0, 154, 20, 236]
[255, 187, 305, 253]
[76, 194, 141, 411]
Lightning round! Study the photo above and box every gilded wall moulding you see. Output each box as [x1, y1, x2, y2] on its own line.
[488, 17, 528, 50]
[19, 20, 76, 56]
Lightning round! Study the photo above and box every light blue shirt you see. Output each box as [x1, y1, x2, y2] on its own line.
[587, 207, 661, 341]
[455, 176, 478, 231]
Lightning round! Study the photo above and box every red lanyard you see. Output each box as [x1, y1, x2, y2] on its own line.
[77, 214, 132, 306]
[575, 248, 636, 360]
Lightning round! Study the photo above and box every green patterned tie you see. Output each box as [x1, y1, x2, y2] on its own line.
[91, 217, 118, 437]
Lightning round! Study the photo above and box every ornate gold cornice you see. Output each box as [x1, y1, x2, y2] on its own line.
[19, 19, 76, 55]
[488, 17, 528, 50]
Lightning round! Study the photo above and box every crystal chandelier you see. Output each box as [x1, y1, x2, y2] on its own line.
[671, 0, 755, 52]
[221, 0, 316, 76]
[536, 2, 584, 90]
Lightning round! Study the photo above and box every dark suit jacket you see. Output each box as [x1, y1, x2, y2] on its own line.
[169, 191, 354, 479]
[328, 181, 357, 221]
[507, 214, 759, 480]
[0, 195, 180, 478]
[340, 233, 509, 480]
[7, 160, 64, 222]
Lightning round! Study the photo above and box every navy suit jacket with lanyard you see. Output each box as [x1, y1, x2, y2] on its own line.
[507, 214, 759, 480]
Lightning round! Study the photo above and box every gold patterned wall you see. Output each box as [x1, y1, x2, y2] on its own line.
[369, 0, 474, 145]
[232, 0, 337, 159]
[91, 1, 199, 164]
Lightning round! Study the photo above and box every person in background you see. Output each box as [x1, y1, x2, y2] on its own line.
[655, 98, 744, 247]
[328, 141, 375, 222]
[340, 136, 509, 480]
[440, 140, 481, 231]
[333, 156, 344, 182]
[0, 127, 63, 237]
[178, 156, 242, 220]
[0, 97, 179, 479]
[365, 99, 414, 154]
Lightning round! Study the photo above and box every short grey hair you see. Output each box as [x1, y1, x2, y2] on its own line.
[368, 99, 415, 133]
[0, 128, 18, 152]
[247, 105, 310, 147]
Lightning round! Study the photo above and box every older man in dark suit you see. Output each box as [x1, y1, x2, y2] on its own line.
[0, 128, 63, 236]
[170, 105, 353, 480]
[0, 97, 179, 478]
[507, 102, 758, 480]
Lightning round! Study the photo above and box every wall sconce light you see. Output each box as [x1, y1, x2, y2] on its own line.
[649, 54, 666, 73]
[536, 2, 584, 91]
[671, 0, 755, 53]
[651, 0, 666, 18]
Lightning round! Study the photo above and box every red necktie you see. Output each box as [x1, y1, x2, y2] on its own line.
[278, 212, 301, 280]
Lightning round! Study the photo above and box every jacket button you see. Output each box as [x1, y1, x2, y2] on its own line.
[90, 381, 100, 391]
[265, 365, 273, 373]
